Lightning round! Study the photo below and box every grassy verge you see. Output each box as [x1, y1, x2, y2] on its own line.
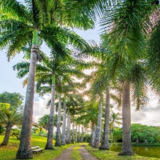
[113, 143, 160, 146]
[70, 144, 83, 160]
[85, 145, 160, 160]
[0, 135, 75, 160]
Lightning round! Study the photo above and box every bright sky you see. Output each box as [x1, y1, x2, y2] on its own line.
[0, 0, 160, 126]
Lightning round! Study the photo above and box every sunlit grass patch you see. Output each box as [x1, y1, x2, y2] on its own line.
[85, 145, 160, 160]
[0, 135, 75, 160]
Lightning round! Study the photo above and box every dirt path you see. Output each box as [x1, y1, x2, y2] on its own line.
[80, 145, 98, 160]
[54, 146, 75, 160]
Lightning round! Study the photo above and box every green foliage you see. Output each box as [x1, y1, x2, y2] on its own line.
[113, 124, 160, 143]
[0, 92, 23, 109]
[0, 125, 5, 134]
[11, 128, 21, 140]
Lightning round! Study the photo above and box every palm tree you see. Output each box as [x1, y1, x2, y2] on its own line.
[0, 104, 22, 146]
[99, 0, 152, 156]
[0, 0, 94, 157]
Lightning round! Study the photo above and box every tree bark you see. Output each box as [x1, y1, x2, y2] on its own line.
[71, 117, 75, 143]
[66, 114, 71, 144]
[119, 81, 134, 156]
[1, 122, 12, 146]
[77, 125, 80, 142]
[76, 125, 77, 143]
[99, 86, 110, 150]
[94, 98, 103, 148]
[45, 76, 55, 149]
[55, 94, 62, 146]
[61, 99, 66, 145]
[81, 126, 84, 142]
[90, 124, 96, 146]
[16, 43, 38, 159]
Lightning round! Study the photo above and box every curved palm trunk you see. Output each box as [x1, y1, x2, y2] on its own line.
[45, 74, 55, 149]
[55, 94, 62, 146]
[66, 114, 71, 144]
[1, 122, 12, 146]
[99, 86, 110, 150]
[16, 31, 38, 159]
[61, 99, 66, 145]
[119, 81, 134, 156]
[94, 98, 103, 148]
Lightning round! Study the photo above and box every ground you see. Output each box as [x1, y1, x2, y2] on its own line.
[0, 135, 160, 160]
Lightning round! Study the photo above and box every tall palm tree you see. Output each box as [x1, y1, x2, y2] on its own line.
[0, 0, 96, 157]
[0, 0, 93, 158]
[99, 0, 151, 155]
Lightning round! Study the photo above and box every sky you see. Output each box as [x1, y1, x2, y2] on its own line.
[0, 1, 160, 126]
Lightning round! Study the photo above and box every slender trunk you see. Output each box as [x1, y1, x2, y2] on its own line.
[66, 114, 71, 144]
[16, 30, 38, 159]
[119, 81, 134, 156]
[71, 118, 75, 143]
[45, 74, 55, 149]
[76, 125, 77, 143]
[99, 86, 110, 150]
[94, 98, 103, 148]
[91, 125, 96, 146]
[81, 126, 84, 142]
[77, 125, 80, 142]
[89, 122, 94, 146]
[1, 122, 12, 146]
[61, 99, 66, 145]
[55, 94, 62, 146]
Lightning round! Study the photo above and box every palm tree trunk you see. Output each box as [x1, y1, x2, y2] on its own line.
[45, 74, 55, 149]
[66, 114, 71, 144]
[1, 122, 12, 146]
[119, 80, 134, 156]
[61, 98, 66, 145]
[77, 125, 80, 142]
[90, 122, 94, 146]
[94, 98, 103, 148]
[76, 125, 78, 143]
[55, 94, 62, 146]
[71, 117, 75, 143]
[90, 125, 96, 146]
[16, 30, 38, 159]
[99, 86, 110, 150]
[81, 126, 84, 142]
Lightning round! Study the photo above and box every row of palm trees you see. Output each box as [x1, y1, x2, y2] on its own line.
[1, 0, 160, 159]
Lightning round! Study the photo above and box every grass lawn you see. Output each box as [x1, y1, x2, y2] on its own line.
[0, 135, 75, 160]
[85, 145, 160, 160]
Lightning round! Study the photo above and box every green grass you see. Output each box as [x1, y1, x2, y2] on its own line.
[0, 135, 75, 160]
[70, 144, 83, 160]
[113, 143, 160, 146]
[85, 145, 160, 160]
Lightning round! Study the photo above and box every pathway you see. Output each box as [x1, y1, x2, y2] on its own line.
[80, 145, 98, 160]
[54, 146, 75, 160]
[54, 144, 97, 160]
